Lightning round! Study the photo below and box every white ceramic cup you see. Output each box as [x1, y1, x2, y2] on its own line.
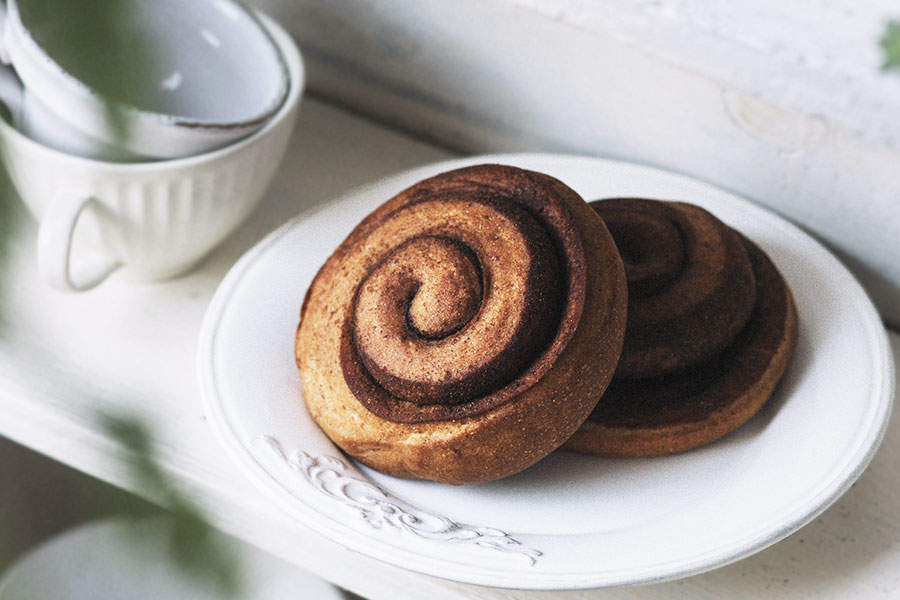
[0, 0, 288, 161]
[0, 14, 303, 292]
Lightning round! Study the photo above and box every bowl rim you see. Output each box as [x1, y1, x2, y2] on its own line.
[0, 11, 304, 172]
[4, 0, 290, 131]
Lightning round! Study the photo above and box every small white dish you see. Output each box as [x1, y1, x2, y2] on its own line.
[197, 154, 894, 590]
[0, 517, 345, 600]
[0, 0, 288, 160]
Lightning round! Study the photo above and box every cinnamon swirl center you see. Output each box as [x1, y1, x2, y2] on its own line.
[337, 169, 585, 424]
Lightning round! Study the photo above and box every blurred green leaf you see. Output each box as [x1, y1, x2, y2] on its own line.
[1, 0, 153, 319]
[0, 4, 238, 596]
[100, 414, 244, 598]
[167, 500, 243, 596]
[16, 0, 158, 143]
[882, 20, 900, 71]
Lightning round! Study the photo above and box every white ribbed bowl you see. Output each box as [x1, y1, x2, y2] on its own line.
[0, 14, 303, 285]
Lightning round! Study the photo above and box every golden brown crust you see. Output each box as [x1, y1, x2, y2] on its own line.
[296, 165, 627, 484]
[565, 199, 798, 457]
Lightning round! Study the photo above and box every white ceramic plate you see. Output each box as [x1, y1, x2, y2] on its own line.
[197, 154, 894, 590]
[0, 517, 344, 600]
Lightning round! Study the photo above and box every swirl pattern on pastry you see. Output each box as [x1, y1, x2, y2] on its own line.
[342, 192, 567, 422]
[565, 198, 797, 457]
[297, 164, 627, 484]
[599, 198, 757, 379]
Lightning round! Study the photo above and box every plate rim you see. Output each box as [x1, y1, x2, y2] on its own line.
[197, 153, 895, 589]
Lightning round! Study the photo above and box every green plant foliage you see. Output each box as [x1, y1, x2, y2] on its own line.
[15, 0, 157, 141]
[1, 0, 152, 317]
[100, 414, 245, 598]
[0, 6, 244, 594]
[882, 21, 900, 71]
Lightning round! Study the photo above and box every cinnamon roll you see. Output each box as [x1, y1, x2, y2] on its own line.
[565, 198, 797, 457]
[296, 165, 627, 484]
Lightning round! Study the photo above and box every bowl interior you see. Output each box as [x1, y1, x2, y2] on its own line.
[17, 0, 287, 124]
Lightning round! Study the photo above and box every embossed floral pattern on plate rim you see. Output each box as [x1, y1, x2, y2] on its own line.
[252, 435, 543, 564]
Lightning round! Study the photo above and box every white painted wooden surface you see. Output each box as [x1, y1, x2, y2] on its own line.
[249, 0, 900, 326]
[1, 98, 899, 599]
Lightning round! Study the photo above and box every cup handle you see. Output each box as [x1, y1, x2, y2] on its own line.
[37, 190, 122, 292]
